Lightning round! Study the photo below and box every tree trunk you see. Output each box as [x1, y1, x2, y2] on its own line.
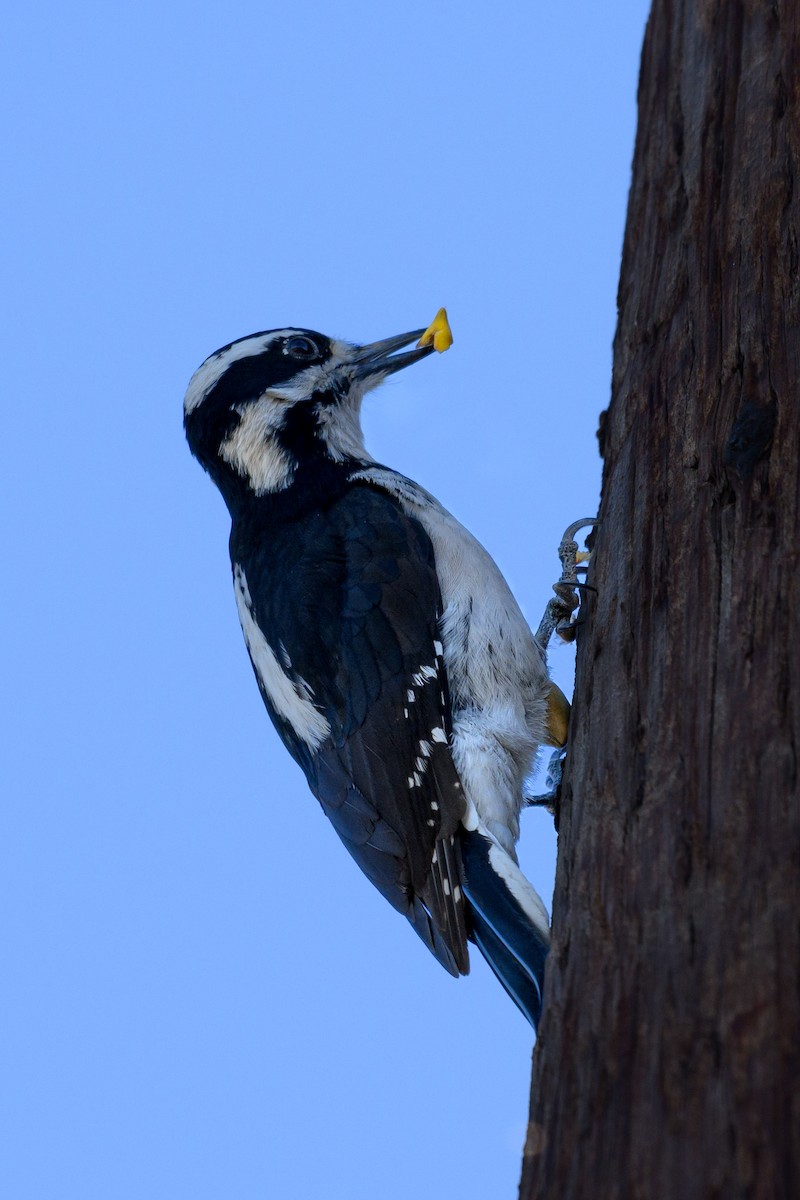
[520, 3, 800, 1198]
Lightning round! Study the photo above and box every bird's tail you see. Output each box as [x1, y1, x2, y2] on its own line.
[460, 829, 550, 1030]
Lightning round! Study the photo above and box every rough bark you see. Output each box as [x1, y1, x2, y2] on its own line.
[520, 3, 800, 1198]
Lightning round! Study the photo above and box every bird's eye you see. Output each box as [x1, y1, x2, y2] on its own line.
[285, 335, 319, 359]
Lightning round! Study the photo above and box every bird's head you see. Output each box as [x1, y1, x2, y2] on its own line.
[184, 326, 434, 507]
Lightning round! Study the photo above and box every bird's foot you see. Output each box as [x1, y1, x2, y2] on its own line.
[534, 518, 597, 651]
[523, 748, 565, 814]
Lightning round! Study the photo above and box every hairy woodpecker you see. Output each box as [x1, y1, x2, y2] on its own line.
[184, 324, 563, 1028]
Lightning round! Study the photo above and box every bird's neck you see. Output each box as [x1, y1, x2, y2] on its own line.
[226, 455, 366, 530]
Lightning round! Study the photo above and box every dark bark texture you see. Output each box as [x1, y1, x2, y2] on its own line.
[521, 3, 800, 1198]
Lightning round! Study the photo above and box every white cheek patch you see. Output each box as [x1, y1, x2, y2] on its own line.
[220, 398, 296, 494]
[233, 566, 331, 750]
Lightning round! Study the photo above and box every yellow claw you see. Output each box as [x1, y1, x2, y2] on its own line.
[543, 682, 571, 748]
[417, 307, 453, 353]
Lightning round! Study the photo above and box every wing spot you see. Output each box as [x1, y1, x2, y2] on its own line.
[443, 878, 451, 896]
[430, 801, 439, 810]
[431, 727, 447, 744]
[427, 819, 436, 827]
[412, 664, 438, 686]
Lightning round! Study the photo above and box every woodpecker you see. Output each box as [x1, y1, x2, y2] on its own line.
[184, 323, 566, 1029]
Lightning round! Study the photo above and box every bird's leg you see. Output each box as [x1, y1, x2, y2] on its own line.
[523, 748, 565, 814]
[534, 518, 597, 653]
[526, 519, 597, 824]
[523, 682, 569, 813]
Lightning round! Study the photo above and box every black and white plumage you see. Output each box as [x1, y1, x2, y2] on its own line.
[184, 325, 554, 1027]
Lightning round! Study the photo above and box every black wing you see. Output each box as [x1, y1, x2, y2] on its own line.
[233, 483, 470, 975]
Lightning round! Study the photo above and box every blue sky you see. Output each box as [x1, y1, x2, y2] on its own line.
[3, 3, 649, 1197]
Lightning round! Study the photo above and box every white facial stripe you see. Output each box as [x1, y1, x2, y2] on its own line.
[264, 362, 335, 402]
[263, 344, 359, 404]
[219, 398, 295, 494]
[184, 330, 306, 414]
[234, 566, 331, 750]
